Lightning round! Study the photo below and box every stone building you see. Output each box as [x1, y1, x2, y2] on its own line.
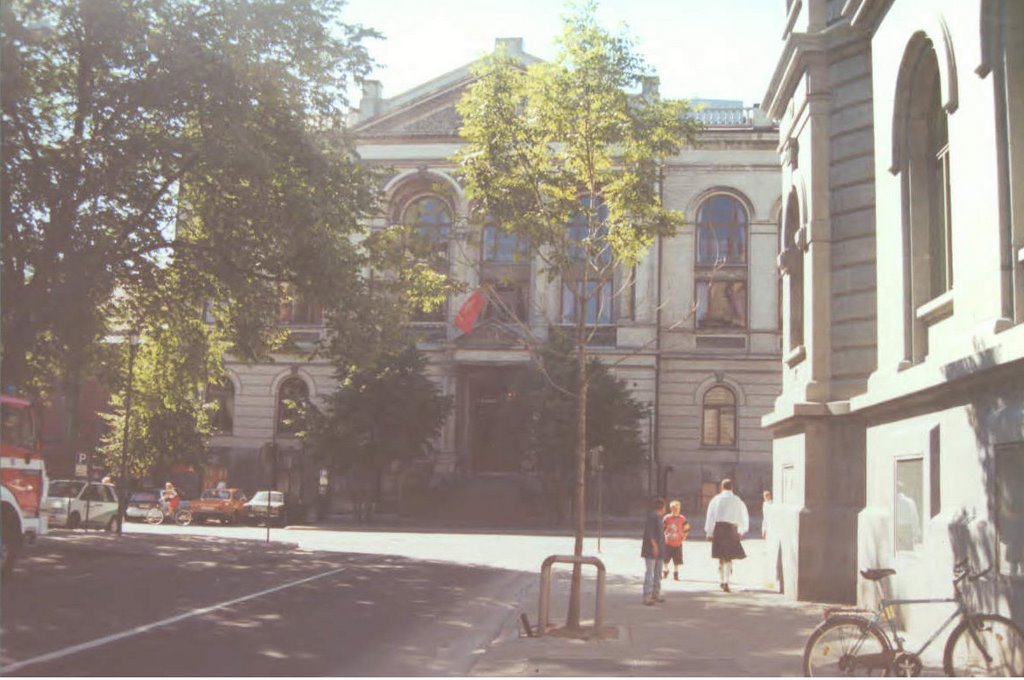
[211, 38, 782, 518]
[762, 0, 1023, 631]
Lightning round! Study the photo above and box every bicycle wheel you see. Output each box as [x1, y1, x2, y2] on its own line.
[175, 508, 192, 526]
[804, 615, 892, 676]
[144, 507, 164, 525]
[943, 614, 1024, 676]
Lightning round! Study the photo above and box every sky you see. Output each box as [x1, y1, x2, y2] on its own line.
[340, 0, 787, 107]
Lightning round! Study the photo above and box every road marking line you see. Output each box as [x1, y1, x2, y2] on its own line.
[3, 566, 347, 675]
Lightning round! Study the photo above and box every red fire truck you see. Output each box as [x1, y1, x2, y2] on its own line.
[1, 394, 49, 576]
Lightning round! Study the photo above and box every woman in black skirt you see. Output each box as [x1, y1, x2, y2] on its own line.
[703, 479, 750, 592]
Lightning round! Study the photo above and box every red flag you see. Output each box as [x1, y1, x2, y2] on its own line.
[454, 290, 487, 334]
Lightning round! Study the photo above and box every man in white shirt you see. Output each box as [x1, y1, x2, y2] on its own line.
[704, 479, 750, 592]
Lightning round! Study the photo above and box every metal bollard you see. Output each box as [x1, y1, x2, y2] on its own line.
[537, 554, 606, 637]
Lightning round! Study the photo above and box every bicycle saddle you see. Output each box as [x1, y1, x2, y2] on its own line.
[860, 568, 896, 581]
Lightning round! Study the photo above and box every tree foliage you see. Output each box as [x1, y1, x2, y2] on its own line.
[515, 336, 648, 479]
[95, 269, 230, 479]
[1, 0, 381, 396]
[453, 1, 699, 629]
[307, 345, 452, 472]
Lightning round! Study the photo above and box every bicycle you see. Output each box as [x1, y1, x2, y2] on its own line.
[143, 504, 192, 526]
[803, 560, 1024, 676]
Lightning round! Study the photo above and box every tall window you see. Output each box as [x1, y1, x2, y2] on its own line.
[206, 380, 234, 435]
[783, 192, 804, 350]
[482, 279, 528, 324]
[902, 39, 953, 361]
[278, 287, 323, 325]
[562, 196, 613, 325]
[561, 280, 612, 325]
[481, 219, 530, 326]
[567, 195, 610, 264]
[695, 195, 748, 329]
[995, 443, 1024, 577]
[405, 196, 452, 322]
[895, 457, 925, 553]
[482, 224, 529, 262]
[701, 385, 736, 447]
[276, 377, 309, 437]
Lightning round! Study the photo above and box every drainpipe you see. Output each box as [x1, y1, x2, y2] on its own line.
[652, 165, 665, 496]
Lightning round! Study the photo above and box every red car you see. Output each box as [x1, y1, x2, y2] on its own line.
[189, 488, 247, 525]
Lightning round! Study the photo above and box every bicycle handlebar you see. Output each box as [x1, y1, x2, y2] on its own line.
[953, 559, 992, 584]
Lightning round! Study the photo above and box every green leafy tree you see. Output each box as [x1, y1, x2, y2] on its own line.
[96, 270, 229, 482]
[514, 336, 648, 516]
[308, 345, 452, 475]
[1, 0, 382, 449]
[454, 2, 699, 629]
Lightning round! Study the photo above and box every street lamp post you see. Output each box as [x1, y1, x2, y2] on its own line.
[117, 331, 140, 537]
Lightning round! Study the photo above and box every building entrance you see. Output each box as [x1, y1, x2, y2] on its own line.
[464, 367, 529, 473]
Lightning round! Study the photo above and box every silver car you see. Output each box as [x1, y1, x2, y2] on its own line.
[243, 490, 287, 527]
[46, 480, 120, 531]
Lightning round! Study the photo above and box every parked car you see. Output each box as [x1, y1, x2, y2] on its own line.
[189, 488, 247, 525]
[125, 489, 161, 522]
[45, 480, 120, 531]
[243, 490, 287, 527]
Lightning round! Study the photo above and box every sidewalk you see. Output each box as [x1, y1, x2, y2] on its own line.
[470, 573, 822, 676]
[463, 535, 820, 677]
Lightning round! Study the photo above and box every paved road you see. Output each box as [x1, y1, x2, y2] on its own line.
[1, 529, 531, 676]
[1, 521, 786, 676]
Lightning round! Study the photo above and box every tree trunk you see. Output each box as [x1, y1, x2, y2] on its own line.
[565, 321, 589, 630]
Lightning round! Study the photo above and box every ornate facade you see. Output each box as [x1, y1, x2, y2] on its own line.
[212, 38, 782, 517]
[762, 0, 1023, 633]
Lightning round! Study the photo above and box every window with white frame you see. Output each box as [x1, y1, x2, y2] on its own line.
[895, 457, 925, 553]
[695, 195, 748, 330]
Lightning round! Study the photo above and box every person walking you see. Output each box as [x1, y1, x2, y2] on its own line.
[641, 496, 667, 605]
[662, 499, 689, 581]
[761, 490, 773, 539]
[704, 479, 749, 592]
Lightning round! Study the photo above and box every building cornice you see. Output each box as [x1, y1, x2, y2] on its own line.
[762, 4, 885, 121]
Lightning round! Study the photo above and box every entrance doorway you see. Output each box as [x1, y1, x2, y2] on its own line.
[464, 367, 528, 473]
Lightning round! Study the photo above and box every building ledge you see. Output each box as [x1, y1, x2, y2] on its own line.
[914, 290, 954, 325]
[853, 323, 1024, 413]
[762, 400, 828, 428]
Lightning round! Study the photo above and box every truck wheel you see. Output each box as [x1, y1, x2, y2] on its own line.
[1, 508, 22, 577]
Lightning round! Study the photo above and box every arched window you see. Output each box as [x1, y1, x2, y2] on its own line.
[404, 196, 452, 322]
[695, 195, 748, 329]
[405, 195, 451, 255]
[562, 196, 613, 325]
[276, 377, 309, 437]
[783, 192, 804, 351]
[900, 38, 953, 361]
[702, 385, 736, 447]
[206, 379, 234, 434]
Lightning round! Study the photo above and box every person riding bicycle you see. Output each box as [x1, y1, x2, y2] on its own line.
[160, 482, 180, 515]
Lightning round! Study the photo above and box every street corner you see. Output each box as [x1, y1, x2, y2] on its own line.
[470, 572, 822, 677]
